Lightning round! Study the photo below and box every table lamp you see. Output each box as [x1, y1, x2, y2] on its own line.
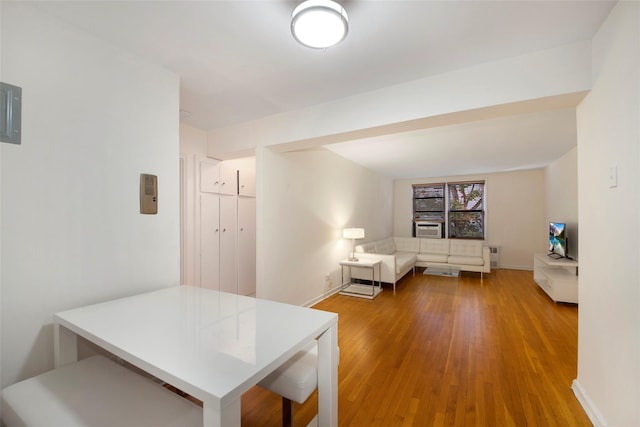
[343, 227, 365, 261]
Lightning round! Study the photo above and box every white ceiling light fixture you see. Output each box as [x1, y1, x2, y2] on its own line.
[291, 0, 349, 49]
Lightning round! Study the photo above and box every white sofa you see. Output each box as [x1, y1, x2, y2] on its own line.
[352, 237, 490, 291]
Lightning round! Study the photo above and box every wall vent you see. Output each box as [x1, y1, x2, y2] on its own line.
[487, 245, 500, 269]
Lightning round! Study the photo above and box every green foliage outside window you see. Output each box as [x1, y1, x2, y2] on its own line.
[448, 183, 485, 239]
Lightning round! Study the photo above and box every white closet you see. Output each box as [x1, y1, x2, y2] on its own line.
[198, 157, 256, 296]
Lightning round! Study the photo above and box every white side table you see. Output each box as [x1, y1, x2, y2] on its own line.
[339, 259, 382, 299]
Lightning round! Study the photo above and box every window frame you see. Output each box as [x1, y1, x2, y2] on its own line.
[412, 183, 445, 223]
[412, 180, 486, 240]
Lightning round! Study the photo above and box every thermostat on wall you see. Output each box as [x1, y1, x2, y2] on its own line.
[140, 174, 158, 214]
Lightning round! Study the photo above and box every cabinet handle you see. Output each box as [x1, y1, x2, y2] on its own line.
[223, 228, 227, 232]
[215, 229, 219, 232]
[214, 181, 219, 185]
[240, 228, 244, 231]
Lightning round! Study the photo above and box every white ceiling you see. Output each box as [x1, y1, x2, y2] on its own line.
[29, 0, 615, 179]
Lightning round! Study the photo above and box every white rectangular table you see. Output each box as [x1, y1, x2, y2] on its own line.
[53, 286, 339, 427]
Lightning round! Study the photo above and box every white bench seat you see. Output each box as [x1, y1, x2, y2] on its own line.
[1, 355, 202, 427]
[258, 340, 318, 405]
[258, 341, 341, 427]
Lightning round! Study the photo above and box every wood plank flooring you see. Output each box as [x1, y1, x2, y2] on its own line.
[241, 269, 591, 426]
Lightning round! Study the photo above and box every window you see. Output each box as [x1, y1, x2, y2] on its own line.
[448, 181, 485, 239]
[412, 181, 485, 239]
[412, 183, 444, 222]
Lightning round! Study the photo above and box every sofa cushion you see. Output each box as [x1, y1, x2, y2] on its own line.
[394, 252, 417, 274]
[448, 255, 484, 266]
[394, 237, 420, 253]
[449, 239, 483, 257]
[375, 238, 396, 255]
[420, 238, 450, 255]
[416, 253, 449, 263]
[356, 242, 377, 254]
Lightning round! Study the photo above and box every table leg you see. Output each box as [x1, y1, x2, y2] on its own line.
[369, 265, 375, 296]
[203, 398, 240, 427]
[341, 265, 348, 289]
[54, 323, 78, 368]
[317, 323, 338, 427]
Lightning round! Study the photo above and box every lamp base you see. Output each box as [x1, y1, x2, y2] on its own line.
[348, 240, 359, 262]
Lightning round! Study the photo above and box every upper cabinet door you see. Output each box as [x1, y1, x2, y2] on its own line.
[200, 160, 221, 194]
[200, 157, 254, 196]
[237, 158, 256, 197]
[200, 158, 237, 195]
[218, 162, 238, 195]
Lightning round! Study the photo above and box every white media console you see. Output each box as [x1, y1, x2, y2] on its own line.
[533, 253, 579, 304]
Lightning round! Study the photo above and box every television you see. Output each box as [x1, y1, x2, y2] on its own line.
[548, 222, 567, 259]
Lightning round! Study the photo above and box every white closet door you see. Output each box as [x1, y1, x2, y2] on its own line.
[219, 196, 238, 294]
[219, 163, 237, 195]
[237, 197, 256, 296]
[200, 194, 220, 290]
[237, 158, 256, 197]
[199, 160, 220, 194]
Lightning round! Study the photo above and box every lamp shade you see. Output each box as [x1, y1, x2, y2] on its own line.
[291, 0, 348, 49]
[343, 227, 365, 240]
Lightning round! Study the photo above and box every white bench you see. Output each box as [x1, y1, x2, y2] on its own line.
[1, 355, 202, 427]
[258, 341, 319, 427]
[258, 341, 341, 427]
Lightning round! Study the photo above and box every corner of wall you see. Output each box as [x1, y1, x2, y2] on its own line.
[571, 380, 608, 427]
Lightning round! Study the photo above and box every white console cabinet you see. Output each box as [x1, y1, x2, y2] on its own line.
[533, 253, 579, 304]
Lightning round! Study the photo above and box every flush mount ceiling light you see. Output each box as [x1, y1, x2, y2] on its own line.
[291, 0, 349, 49]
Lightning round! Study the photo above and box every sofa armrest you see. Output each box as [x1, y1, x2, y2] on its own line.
[482, 246, 491, 273]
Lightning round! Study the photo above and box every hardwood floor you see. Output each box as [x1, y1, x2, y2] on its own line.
[241, 269, 591, 426]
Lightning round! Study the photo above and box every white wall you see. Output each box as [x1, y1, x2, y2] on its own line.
[257, 147, 393, 306]
[179, 124, 208, 286]
[545, 147, 578, 260]
[0, 3, 180, 388]
[394, 169, 546, 270]
[573, 2, 640, 426]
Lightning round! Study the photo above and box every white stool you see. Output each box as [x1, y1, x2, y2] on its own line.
[1, 355, 202, 427]
[258, 341, 319, 427]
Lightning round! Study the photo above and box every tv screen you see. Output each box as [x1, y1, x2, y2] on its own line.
[549, 222, 567, 258]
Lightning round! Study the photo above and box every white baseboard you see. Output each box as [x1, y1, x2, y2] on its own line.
[497, 265, 534, 271]
[303, 285, 342, 308]
[572, 379, 607, 427]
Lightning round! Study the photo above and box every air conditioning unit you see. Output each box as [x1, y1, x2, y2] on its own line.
[487, 245, 500, 269]
[415, 222, 442, 239]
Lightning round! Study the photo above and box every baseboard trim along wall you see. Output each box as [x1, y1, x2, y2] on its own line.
[572, 379, 607, 427]
[497, 265, 534, 271]
[303, 285, 342, 308]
